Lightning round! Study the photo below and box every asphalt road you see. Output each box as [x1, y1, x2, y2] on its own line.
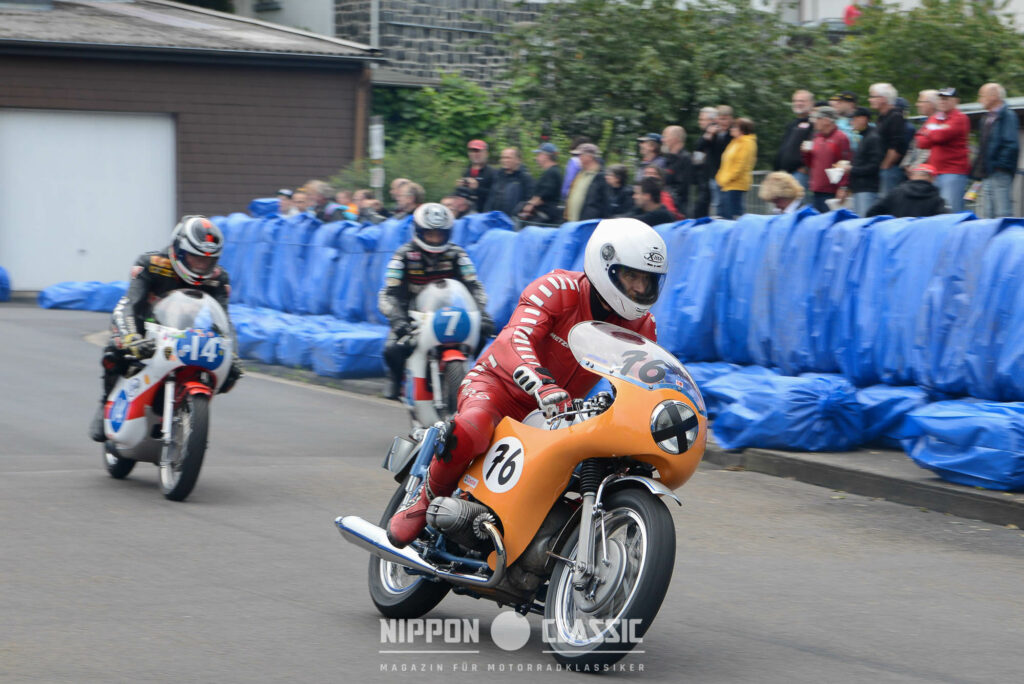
[2, 305, 1023, 683]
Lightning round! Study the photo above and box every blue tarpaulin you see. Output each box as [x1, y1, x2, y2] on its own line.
[902, 400, 1024, 491]
[700, 365, 780, 420]
[38, 281, 128, 311]
[0, 266, 9, 302]
[855, 384, 930, 448]
[710, 372, 864, 452]
[714, 214, 773, 363]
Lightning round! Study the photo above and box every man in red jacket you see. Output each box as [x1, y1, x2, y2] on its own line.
[914, 87, 970, 212]
[387, 217, 669, 547]
[802, 106, 851, 213]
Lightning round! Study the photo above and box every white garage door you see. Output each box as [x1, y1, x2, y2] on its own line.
[0, 109, 175, 290]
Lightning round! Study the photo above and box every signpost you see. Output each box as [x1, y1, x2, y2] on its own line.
[369, 115, 384, 194]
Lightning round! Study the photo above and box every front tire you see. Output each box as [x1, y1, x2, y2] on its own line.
[442, 359, 467, 418]
[103, 443, 135, 479]
[368, 483, 450, 618]
[544, 487, 676, 669]
[159, 393, 209, 502]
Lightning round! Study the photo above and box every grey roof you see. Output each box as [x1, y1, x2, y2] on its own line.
[0, 0, 379, 61]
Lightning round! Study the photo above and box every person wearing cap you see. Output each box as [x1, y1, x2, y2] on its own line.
[276, 188, 298, 217]
[518, 142, 563, 224]
[634, 132, 666, 183]
[973, 83, 1018, 219]
[565, 143, 610, 222]
[774, 90, 815, 191]
[867, 163, 947, 218]
[915, 87, 970, 212]
[484, 147, 534, 217]
[459, 140, 497, 213]
[842, 107, 884, 217]
[661, 125, 693, 218]
[802, 106, 851, 212]
[831, 91, 860, 151]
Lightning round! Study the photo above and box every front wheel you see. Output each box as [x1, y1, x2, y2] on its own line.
[544, 487, 676, 669]
[442, 359, 467, 417]
[368, 483, 450, 618]
[103, 444, 135, 479]
[159, 393, 209, 502]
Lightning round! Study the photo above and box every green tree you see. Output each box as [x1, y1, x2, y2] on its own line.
[843, 0, 1024, 100]
[330, 140, 464, 204]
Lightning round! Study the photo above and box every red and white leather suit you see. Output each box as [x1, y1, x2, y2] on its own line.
[436, 268, 657, 489]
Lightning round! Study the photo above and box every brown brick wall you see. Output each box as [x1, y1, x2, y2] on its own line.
[0, 54, 368, 217]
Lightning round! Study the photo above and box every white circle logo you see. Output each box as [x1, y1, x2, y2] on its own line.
[490, 611, 531, 651]
[481, 437, 525, 493]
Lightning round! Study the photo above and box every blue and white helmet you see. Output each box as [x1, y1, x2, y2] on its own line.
[413, 202, 455, 254]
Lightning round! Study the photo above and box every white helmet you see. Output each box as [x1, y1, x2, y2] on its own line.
[412, 202, 455, 253]
[583, 218, 668, 320]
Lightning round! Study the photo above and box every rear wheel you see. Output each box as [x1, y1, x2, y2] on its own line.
[544, 488, 676, 669]
[103, 444, 135, 479]
[442, 359, 467, 417]
[368, 483, 450, 618]
[159, 393, 209, 502]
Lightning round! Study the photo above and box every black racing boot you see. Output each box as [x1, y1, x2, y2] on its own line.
[89, 400, 107, 443]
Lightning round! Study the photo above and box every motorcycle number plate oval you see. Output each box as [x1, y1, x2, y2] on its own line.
[480, 437, 525, 494]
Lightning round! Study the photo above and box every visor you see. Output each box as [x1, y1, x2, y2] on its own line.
[609, 264, 665, 306]
[183, 252, 218, 276]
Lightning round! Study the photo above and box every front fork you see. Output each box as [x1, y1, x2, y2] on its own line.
[159, 376, 176, 466]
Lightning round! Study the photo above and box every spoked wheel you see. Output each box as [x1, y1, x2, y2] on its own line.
[442, 359, 467, 418]
[103, 443, 135, 479]
[544, 488, 676, 669]
[368, 483, 450, 618]
[159, 393, 209, 502]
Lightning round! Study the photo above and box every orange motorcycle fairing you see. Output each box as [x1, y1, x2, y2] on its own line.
[458, 376, 707, 569]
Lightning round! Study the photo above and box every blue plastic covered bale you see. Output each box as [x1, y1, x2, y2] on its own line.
[855, 384, 930, 448]
[713, 214, 773, 363]
[332, 224, 380, 322]
[233, 217, 278, 306]
[901, 400, 1024, 491]
[912, 218, 1014, 395]
[808, 216, 879, 373]
[748, 208, 822, 368]
[650, 218, 732, 361]
[248, 197, 280, 218]
[766, 209, 858, 374]
[310, 324, 389, 378]
[873, 213, 971, 386]
[38, 281, 128, 312]
[467, 229, 520, 329]
[217, 213, 260, 304]
[963, 225, 1024, 400]
[264, 213, 321, 313]
[512, 226, 561, 293]
[0, 266, 10, 302]
[451, 211, 515, 248]
[711, 373, 864, 452]
[232, 306, 298, 364]
[364, 216, 413, 324]
[297, 222, 351, 315]
[276, 316, 352, 368]
[834, 217, 914, 386]
[700, 365, 780, 419]
[536, 220, 599, 274]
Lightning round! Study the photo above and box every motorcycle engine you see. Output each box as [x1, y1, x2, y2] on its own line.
[426, 497, 495, 552]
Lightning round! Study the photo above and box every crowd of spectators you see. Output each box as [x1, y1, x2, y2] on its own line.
[272, 81, 1017, 229]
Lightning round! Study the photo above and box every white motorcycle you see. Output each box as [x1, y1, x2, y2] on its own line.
[401, 279, 482, 430]
[101, 289, 234, 501]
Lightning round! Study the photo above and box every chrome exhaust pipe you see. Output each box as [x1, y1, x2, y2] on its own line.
[334, 515, 507, 589]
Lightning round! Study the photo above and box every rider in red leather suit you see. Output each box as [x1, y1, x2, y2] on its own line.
[388, 217, 669, 547]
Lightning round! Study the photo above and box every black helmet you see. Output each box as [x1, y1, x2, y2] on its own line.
[169, 215, 224, 285]
[412, 202, 455, 253]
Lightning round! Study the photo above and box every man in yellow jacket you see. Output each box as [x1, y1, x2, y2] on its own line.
[715, 117, 757, 219]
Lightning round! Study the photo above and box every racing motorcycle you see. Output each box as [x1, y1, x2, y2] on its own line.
[401, 279, 481, 429]
[335, 320, 707, 668]
[101, 289, 234, 501]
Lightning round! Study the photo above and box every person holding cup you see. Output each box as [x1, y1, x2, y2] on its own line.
[802, 106, 852, 212]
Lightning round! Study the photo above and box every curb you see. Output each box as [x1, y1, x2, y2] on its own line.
[243, 359, 1024, 528]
